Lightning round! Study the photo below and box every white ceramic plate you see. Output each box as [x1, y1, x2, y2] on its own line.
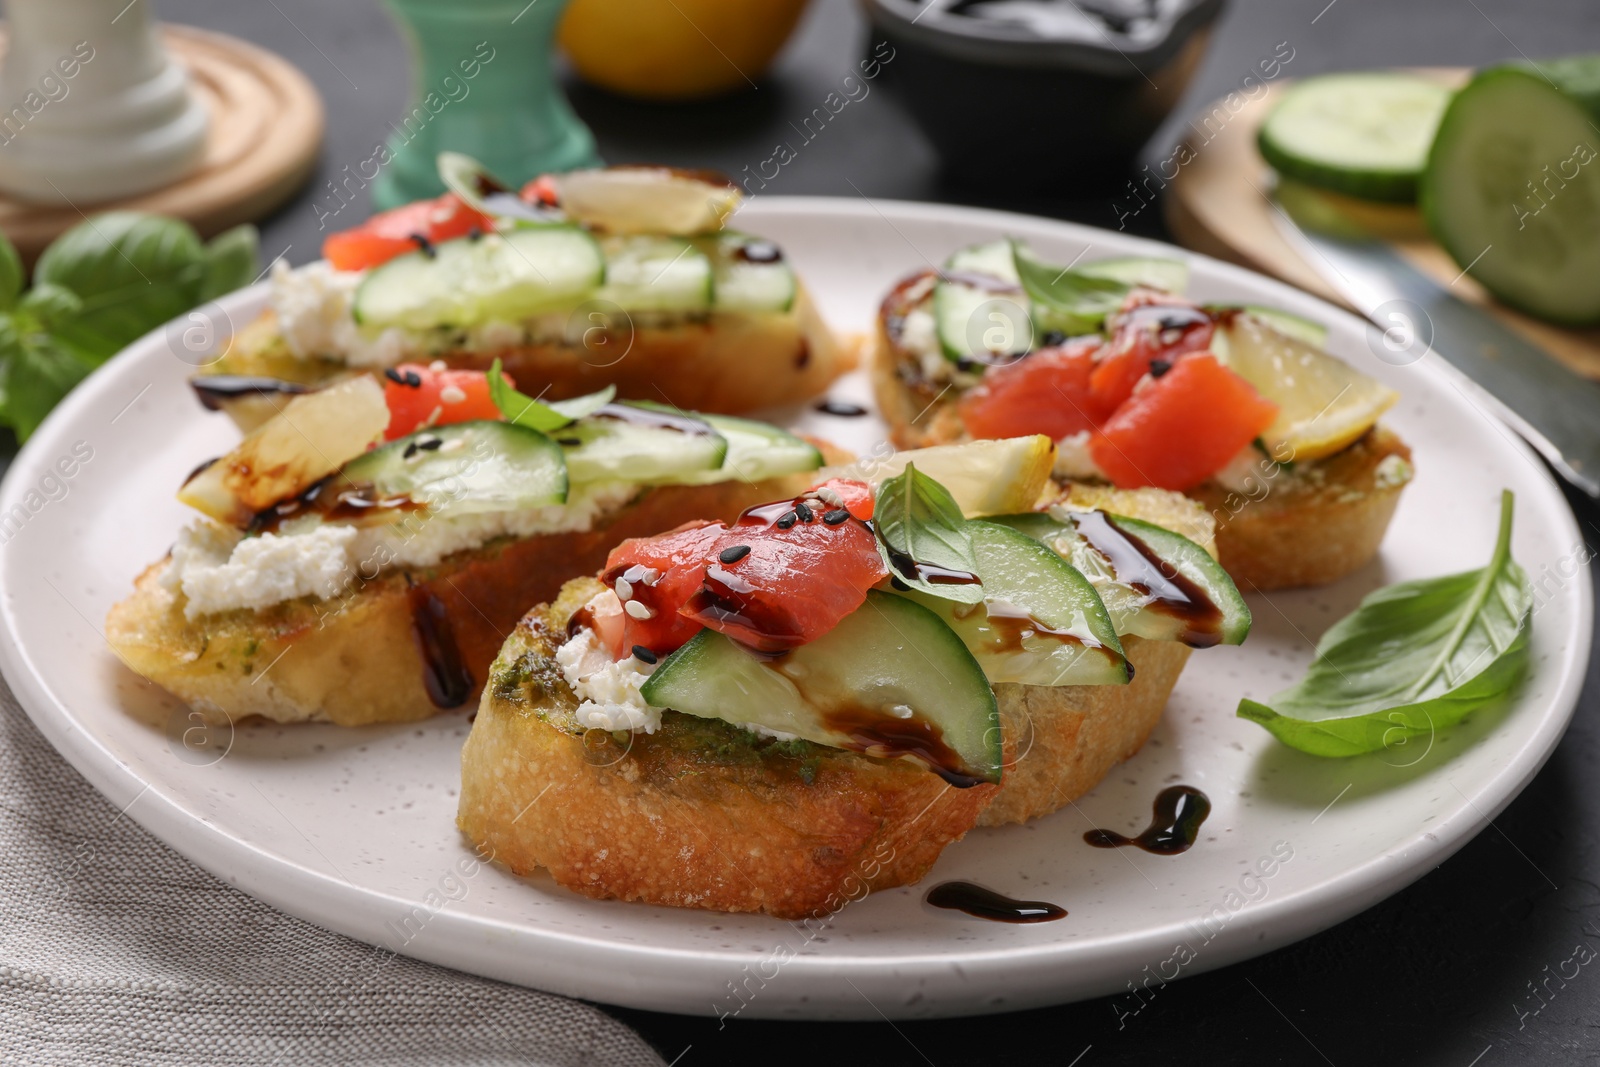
[0, 199, 1589, 1020]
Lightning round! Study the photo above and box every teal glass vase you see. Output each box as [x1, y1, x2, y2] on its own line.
[373, 0, 602, 209]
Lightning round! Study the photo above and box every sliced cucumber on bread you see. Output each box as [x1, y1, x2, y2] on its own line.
[342, 420, 569, 515]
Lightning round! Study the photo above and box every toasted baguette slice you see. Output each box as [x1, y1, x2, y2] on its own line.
[458, 578, 998, 920]
[869, 320, 1414, 591]
[203, 284, 851, 432]
[106, 474, 819, 728]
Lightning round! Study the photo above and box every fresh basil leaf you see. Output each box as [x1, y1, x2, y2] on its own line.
[198, 224, 260, 302]
[485, 357, 574, 432]
[1012, 240, 1132, 336]
[874, 462, 986, 604]
[36, 212, 206, 359]
[0, 230, 21, 312]
[1237, 491, 1531, 757]
[18, 284, 84, 331]
[0, 328, 95, 441]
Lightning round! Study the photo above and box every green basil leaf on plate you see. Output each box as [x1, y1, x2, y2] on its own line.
[874, 462, 985, 604]
[0, 229, 22, 312]
[0, 328, 96, 441]
[1238, 490, 1531, 756]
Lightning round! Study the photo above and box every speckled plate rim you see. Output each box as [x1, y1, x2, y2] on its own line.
[0, 196, 1589, 1020]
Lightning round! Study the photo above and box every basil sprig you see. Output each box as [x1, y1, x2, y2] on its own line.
[1238, 490, 1531, 757]
[0, 214, 259, 442]
[873, 462, 985, 604]
[485, 357, 614, 432]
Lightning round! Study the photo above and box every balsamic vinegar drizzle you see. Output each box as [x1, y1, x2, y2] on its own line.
[813, 399, 869, 417]
[1067, 510, 1225, 647]
[926, 882, 1067, 923]
[189, 376, 310, 411]
[1084, 785, 1211, 855]
[407, 583, 474, 709]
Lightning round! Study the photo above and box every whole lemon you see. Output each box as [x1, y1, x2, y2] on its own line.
[560, 0, 811, 101]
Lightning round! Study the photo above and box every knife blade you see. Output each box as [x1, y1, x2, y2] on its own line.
[1268, 192, 1600, 498]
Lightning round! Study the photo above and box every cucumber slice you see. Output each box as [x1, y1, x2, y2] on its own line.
[641, 590, 1002, 786]
[899, 520, 1128, 687]
[559, 403, 727, 484]
[622, 403, 822, 485]
[696, 232, 796, 313]
[354, 226, 604, 330]
[946, 239, 1020, 282]
[1422, 63, 1600, 325]
[933, 276, 1032, 362]
[1259, 72, 1453, 203]
[340, 420, 567, 516]
[597, 235, 712, 312]
[990, 509, 1251, 647]
[1079, 256, 1189, 294]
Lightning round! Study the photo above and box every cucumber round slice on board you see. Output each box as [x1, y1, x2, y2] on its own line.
[559, 403, 727, 485]
[354, 226, 603, 330]
[1258, 72, 1453, 203]
[1422, 62, 1600, 326]
[641, 590, 1002, 786]
[597, 235, 712, 312]
[341, 420, 567, 516]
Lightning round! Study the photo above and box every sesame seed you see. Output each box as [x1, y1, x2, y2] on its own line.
[1149, 358, 1173, 379]
[422, 405, 443, 428]
[557, 437, 581, 446]
[383, 368, 405, 385]
[823, 508, 850, 525]
[429, 360, 447, 373]
[719, 544, 751, 564]
[624, 599, 653, 620]
[440, 438, 465, 453]
[775, 511, 798, 530]
[793, 501, 814, 522]
[631, 645, 658, 664]
[816, 487, 844, 507]
[614, 577, 633, 601]
[403, 441, 419, 460]
[403, 370, 423, 388]
[418, 435, 443, 451]
[440, 385, 468, 405]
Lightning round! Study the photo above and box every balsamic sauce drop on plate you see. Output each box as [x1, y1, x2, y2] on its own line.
[813, 399, 869, 417]
[925, 881, 1066, 923]
[1084, 785, 1211, 855]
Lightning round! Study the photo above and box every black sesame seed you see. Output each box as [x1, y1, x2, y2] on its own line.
[793, 501, 814, 522]
[775, 511, 798, 530]
[383, 368, 405, 385]
[631, 645, 658, 664]
[719, 544, 751, 564]
[556, 437, 582, 446]
[467, 226, 484, 241]
[1149, 358, 1173, 379]
[418, 436, 443, 451]
[1041, 330, 1068, 347]
[823, 508, 850, 525]
[402, 441, 419, 460]
[409, 232, 437, 258]
[403, 370, 423, 388]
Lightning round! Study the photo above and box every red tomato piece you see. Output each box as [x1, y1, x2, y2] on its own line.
[322, 193, 492, 272]
[601, 521, 726, 658]
[1087, 295, 1216, 415]
[957, 337, 1103, 441]
[1090, 353, 1279, 491]
[520, 174, 560, 207]
[807, 477, 875, 521]
[382, 363, 509, 440]
[683, 497, 888, 652]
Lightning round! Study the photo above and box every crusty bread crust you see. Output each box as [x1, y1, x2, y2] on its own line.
[106, 473, 820, 728]
[457, 579, 997, 920]
[206, 283, 851, 432]
[981, 636, 1190, 826]
[869, 317, 1413, 592]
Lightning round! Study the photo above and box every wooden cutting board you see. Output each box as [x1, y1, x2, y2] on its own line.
[1163, 68, 1600, 379]
[0, 24, 323, 260]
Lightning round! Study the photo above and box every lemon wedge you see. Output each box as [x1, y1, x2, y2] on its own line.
[550, 168, 742, 236]
[1215, 312, 1398, 462]
[829, 436, 1056, 516]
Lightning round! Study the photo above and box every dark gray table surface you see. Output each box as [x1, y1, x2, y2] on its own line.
[9, 0, 1600, 1063]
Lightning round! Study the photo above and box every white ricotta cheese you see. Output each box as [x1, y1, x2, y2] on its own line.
[1052, 430, 1103, 482]
[556, 598, 661, 733]
[165, 482, 640, 619]
[270, 260, 417, 368]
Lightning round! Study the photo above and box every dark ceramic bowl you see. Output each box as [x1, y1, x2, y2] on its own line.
[863, 0, 1225, 191]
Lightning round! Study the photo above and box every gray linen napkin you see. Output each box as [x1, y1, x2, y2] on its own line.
[0, 678, 666, 1067]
